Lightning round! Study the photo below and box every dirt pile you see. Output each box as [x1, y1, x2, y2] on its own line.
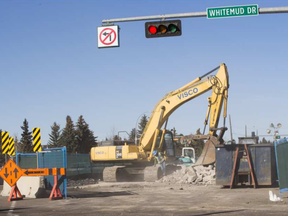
[159, 165, 215, 185]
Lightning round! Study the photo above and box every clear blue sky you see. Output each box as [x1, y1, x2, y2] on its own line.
[1, 0, 288, 144]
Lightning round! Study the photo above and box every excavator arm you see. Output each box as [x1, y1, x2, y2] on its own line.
[91, 63, 229, 167]
[139, 63, 229, 164]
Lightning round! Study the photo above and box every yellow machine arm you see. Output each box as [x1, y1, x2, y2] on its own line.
[139, 63, 229, 161]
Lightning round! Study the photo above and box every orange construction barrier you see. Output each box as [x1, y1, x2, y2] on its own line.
[8, 184, 23, 201]
[49, 173, 63, 200]
[0, 160, 66, 202]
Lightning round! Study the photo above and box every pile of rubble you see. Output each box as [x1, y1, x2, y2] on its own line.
[159, 165, 215, 185]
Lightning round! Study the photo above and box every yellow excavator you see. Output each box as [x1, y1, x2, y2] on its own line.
[91, 63, 229, 182]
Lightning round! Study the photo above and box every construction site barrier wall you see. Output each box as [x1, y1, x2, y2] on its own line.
[17, 153, 37, 169]
[274, 138, 288, 197]
[15, 150, 110, 180]
[67, 153, 110, 179]
[38, 147, 67, 198]
[16, 147, 67, 198]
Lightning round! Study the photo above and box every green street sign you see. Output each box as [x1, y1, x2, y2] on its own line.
[207, 5, 259, 19]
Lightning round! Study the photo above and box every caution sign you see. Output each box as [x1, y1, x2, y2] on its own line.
[9, 137, 15, 156]
[97, 25, 119, 48]
[0, 159, 23, 187]
[1, 131, 10, 154]
[32, 127, 42, 152]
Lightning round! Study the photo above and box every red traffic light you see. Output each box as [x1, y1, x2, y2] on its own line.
[148, 25, 157, 34]
[145, 20, 182, 38]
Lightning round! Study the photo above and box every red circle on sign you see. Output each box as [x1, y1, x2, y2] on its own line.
[100, 28, 117, 45]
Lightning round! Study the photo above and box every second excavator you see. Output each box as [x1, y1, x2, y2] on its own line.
[91, 63, 229, 181]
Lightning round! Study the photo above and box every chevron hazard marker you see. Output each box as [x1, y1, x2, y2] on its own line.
[32, 127, 42, 152]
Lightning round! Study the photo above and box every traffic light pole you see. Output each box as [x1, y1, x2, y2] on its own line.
[102, 6, 288, 25]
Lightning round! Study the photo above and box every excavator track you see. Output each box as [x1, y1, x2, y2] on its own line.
[144, 165, 163, 182]
[103, 166, 126, 182]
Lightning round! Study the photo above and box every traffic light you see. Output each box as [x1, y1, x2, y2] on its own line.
[276, 136, 281, 139]
[145, 20, 182, 38]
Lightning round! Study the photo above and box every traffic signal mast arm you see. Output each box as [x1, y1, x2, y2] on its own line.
[139, 63, 229, 160]
[102, 6, 288, 25]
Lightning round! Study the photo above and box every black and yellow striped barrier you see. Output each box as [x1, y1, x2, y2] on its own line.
[1, 131, 10, 154]
[32, 127, 42, 152]
[9, 137, 15, 156]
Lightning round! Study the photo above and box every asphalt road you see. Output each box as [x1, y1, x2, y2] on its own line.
[0, 182, 287, 216]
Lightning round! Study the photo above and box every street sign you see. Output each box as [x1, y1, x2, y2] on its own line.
[207, 5, 259, 19]
[0, 160, 23, 187]
[32, 127, 42, 152]
[1, 131, 10, 154]
[97, 25, 119, 48]
[22, 167, 66, 176]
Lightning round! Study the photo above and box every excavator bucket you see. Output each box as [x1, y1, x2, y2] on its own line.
[195, 140, 216, 166]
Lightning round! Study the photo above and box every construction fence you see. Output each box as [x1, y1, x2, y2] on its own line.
[275, 138, 288, 197]
[16, 148, 110, 180]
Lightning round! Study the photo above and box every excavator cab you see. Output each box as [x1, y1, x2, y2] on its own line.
[155, 130, 176, 157]
[163, 131, 175, 157]
[153, 130, 176, 158]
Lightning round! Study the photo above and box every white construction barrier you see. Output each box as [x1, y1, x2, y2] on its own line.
[1, 176, 48, 198]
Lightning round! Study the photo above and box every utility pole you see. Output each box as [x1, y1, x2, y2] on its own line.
[245, 125, 247, 137]
[229, 115, 233, 143]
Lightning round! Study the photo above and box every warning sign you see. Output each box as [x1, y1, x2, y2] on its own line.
[1, 131, 10, 154]
[98, 25, 119, 48]
[32, 127, 42, 152]
[0, 160, 23, 187]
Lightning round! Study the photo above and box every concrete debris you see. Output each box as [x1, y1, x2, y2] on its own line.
[158, 165, 215, 185]
[67, 178, 98, 187]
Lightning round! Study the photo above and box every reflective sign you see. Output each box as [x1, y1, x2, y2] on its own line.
[0, 160, 23, 187]
[97, 25, 119, 48]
